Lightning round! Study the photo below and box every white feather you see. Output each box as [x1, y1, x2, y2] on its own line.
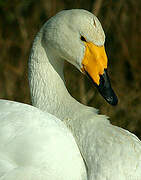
[0, 100, 86, 180]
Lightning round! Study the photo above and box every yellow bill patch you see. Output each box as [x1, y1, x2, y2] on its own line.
[81, 42, 108, 85]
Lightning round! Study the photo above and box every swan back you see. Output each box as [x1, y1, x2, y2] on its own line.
[0, 100, 87, 180]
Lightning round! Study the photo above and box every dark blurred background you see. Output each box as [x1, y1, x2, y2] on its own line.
[0, 0, 141, 138]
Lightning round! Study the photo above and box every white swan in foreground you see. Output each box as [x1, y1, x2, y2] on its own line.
[0, 9, 141, 180]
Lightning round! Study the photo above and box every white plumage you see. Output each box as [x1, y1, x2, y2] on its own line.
[0, 9, 141, 180]
[0, 100, 86, 180]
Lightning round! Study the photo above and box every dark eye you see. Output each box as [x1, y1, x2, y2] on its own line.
[80, 36, 87, 42]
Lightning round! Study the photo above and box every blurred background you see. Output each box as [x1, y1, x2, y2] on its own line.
[0, 0, 141, 138]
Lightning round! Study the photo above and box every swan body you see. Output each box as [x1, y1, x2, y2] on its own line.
[29, 9, 141, 180]
[0, 9, 141, 180]
[0, 100, 87, 180]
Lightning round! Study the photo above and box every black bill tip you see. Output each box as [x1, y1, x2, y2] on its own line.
[86, 69, 118, 106]
[96, 69, 118, 105]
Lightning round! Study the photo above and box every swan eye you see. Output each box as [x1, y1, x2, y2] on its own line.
[80, 36, 87, 42]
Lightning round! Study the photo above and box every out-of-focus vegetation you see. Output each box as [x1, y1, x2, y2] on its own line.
[0, 0, 141, 138]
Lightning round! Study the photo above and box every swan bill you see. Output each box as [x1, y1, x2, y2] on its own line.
[81, 42, 118, 105]
[86, 69, 118, 106]
[81, 43, 107, 85]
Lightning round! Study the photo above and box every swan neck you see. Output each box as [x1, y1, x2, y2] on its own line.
[29, 30, 78, 120]
[28, 27, 100, 126]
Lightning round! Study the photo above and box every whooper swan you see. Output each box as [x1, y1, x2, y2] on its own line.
[0, 9, 141, 180]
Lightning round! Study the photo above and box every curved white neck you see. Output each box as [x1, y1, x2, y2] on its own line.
[28, 29, 98, 124]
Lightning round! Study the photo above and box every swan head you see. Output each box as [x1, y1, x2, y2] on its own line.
[43, 9, 118, 105]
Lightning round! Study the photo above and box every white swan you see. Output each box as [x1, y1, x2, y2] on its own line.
[0, 9, 141, 180]
[28, 9, 141, 180]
